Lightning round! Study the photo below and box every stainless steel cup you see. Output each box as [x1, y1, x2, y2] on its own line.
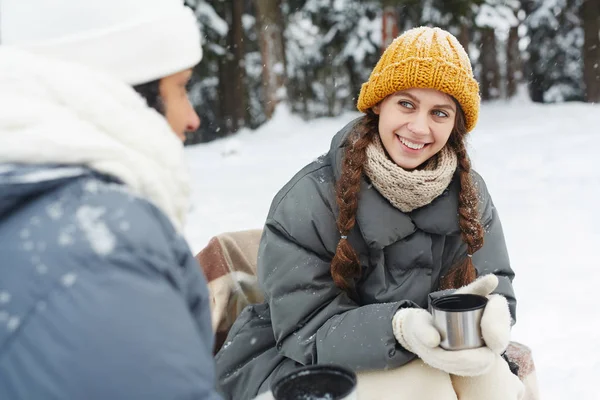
[271, 364, 358, 400]
[430, 293, 487, 351]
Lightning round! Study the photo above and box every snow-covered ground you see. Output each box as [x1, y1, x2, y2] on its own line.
[185, 97, 600, 400]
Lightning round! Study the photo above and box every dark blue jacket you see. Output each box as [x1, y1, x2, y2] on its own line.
[0, 164, 221, 400]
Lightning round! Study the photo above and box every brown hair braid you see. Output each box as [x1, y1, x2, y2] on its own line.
[439, 105, 484, 290]
[330, 111, 378, 291]
[330, 103, 485, 293]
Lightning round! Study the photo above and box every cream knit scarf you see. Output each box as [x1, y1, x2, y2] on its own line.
[364, 136, 458, 212]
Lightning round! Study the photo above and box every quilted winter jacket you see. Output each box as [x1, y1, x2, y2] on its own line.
[215, 118, 516, 400]
[0, 165, 222, 400]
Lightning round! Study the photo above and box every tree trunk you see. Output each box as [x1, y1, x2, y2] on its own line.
[480, 28, 501, 101]
[346, 57, 362, 109]
[217, 56, 236, 134]
[302, 70, 310, 119]
[582, 0, 600, 103]
[230, 0, 246, 129]
[458, 23, 470, 55]
[506, 26, 521, 99]
[215, 2, 236, 135]
[382, 6, 399, 51]
[521, 0, 545, 103]
[255, 0, 287, 120]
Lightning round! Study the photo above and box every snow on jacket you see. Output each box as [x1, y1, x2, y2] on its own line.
[0, 48, 221, 400]
[215, 118, 516, 399]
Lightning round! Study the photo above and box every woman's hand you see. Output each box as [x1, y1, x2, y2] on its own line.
[392, 307, 496, 376]
[392, 274, 513, 376]
[456, 274, 512, 354]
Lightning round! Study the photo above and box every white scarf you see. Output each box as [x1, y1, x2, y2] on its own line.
[0, 48, 191, 232]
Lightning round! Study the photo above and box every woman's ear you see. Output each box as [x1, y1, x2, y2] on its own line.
[372, 104, 380, 115]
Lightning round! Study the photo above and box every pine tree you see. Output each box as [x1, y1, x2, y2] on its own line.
[184, 0, 230, 142]
[474, 0, 521, 99]
[255, 0, 287, 120]
[522, 0, 585, 103]
[285, 0, 380, 118]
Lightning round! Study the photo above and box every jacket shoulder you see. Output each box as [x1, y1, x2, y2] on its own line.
[268, 155, 336, 220]
[261, 155, 340, 259]
[0, 175, 191, 297]
[63, 177, 181, 260]
[470, 170, 494, 224]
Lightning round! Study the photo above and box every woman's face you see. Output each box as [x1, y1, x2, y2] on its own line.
[374, 88, 456, 170]
[160, 69, 201, 142]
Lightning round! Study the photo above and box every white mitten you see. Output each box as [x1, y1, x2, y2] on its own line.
[392, 308, 495, 377]
[451, 353, 525, 400]
[456, 274, 512, 354]
[455, 274, 499, 296]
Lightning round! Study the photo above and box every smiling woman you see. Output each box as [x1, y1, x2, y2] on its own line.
[373, 88, 458, 170]
[215, 26, 524, 400]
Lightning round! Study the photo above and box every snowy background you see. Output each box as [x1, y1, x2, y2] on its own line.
[184, 92, 600, 400]
[184, 0, 599, 144]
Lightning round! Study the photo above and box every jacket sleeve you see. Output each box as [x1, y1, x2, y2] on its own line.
[258, 172, 417, 372]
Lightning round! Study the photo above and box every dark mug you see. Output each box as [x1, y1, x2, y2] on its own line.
[430, 293, 488, 350]
[271, 364, 358, 400]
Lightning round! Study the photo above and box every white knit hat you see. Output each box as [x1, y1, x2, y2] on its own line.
[0, 0, 202, 85]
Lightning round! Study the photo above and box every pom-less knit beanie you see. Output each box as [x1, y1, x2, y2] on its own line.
[0, 0, 202, 86]
[357, 26, 480, 132]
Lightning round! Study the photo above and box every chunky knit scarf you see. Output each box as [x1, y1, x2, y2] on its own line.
[364, 136, 458, 212]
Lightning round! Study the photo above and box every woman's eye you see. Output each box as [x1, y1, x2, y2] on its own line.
[399, 101, 414, 109]
[432, 110, 448, 118]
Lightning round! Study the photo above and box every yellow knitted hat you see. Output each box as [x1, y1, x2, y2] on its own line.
[357, 26, 480, 132]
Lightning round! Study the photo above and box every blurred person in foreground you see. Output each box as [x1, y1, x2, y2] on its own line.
[0, 1, 222, 399]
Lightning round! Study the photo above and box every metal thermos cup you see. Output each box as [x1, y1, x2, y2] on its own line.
[430, 294, 488, 351]
[271, 364, 358, 400]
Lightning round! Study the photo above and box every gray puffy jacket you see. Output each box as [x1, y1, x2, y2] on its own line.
[215, 119, 516, 399]
[0, 164, 222, 400]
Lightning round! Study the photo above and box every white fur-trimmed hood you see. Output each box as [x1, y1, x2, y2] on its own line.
[0, 48, 191, 231]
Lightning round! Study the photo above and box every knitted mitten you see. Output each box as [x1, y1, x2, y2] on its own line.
[392, 307, 496, 376]
[456, 274, 512, 354]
